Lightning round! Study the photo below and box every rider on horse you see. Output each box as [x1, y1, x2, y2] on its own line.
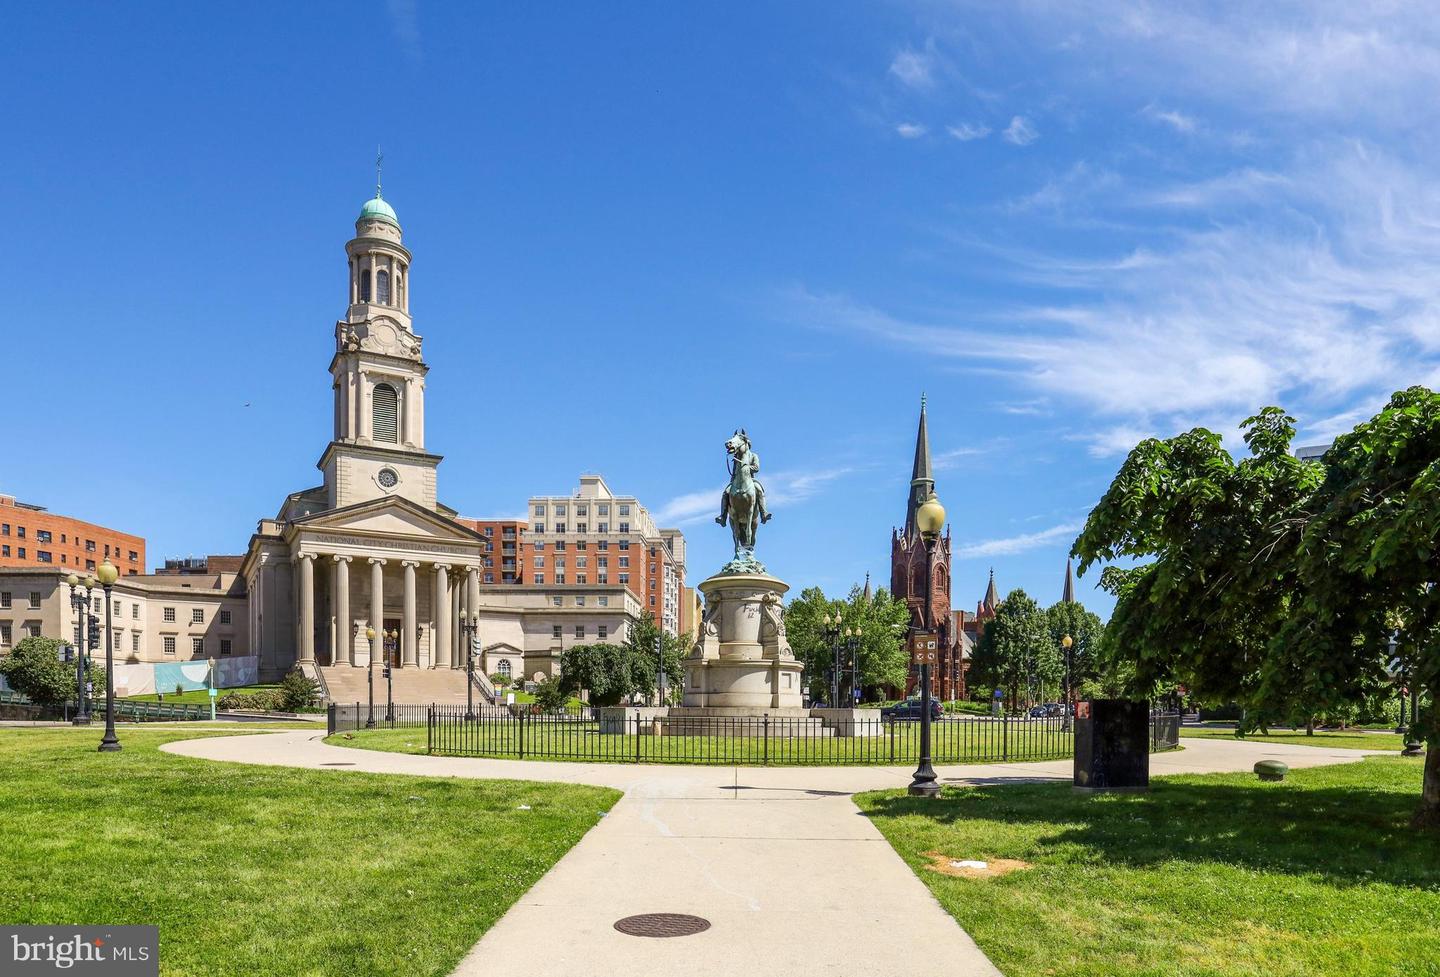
[716, 432, 772, 527]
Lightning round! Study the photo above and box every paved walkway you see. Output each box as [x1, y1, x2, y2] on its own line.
[163, 731, 1379, 977]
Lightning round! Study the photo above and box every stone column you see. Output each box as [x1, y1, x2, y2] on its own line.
[368, 558, 386, 665]
[401, 561, 418, 668]
[465, 566, 480, 670]
[433, 564, 451, 669]
[333, 555, 352, 666]
[298, 553, 316, 664]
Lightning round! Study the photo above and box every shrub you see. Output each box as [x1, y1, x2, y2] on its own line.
[0, 637, 74, 706]
[531, 678, 570, 713]
[218, 690, 285, 711]
[278, 669, 319, 711]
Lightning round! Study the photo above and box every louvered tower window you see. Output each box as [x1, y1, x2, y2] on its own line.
[372, 383, 399, 443]
[376, 269, 390, 304]
[359, 270, 371, 302]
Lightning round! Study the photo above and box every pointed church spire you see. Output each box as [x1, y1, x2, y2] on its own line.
[983, 567, 998, 613]
[904, 395, 935, 539]
[1062, 558, 1076, 604]
[863, 572, 872, 602]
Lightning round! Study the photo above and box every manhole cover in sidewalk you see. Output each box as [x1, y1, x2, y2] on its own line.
[613, 913, 711, 938]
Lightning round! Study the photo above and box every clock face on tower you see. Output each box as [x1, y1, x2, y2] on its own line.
[377, 468, 399, 489]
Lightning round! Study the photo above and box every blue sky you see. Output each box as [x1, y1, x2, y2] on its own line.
[10, 2, 1440, 619]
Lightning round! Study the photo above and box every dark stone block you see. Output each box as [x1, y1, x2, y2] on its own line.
[1074, 698, 1150, 792]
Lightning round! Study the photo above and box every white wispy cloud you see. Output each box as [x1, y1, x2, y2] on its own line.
[947, 122, 991, 141]
[956, 522, 1082, 559]
[655, 468, 857, 526]
[889, 41, 937, 89]
[895, 122, 928, 138]
[933, 447, 986, 471]
[1002, 116, 1038, 145]
[386, 0, 422, 64]
[1142, 104, 1197, 132]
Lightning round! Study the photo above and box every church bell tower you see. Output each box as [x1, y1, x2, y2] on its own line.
[319, 166, 442, 512]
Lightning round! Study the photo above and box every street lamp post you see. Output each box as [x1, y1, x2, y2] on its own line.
[95, 561, 121, 752]
[364, 626, 377, 729]
[1062, 634, 1074, 732]
[846, 626, 863, 705]
[1403, 680, 1424, 756]
[461, 612, 479, 720]
[1390, 633, 1407, 735]
[383, 630, 397, 724]
[655, 632, 666, 707]
[821, 610, 842, 706]
[908, 493, 946, 798]
[65, 574, 92, 726]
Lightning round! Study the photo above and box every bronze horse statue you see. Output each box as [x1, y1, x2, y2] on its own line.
[716, 429, 771, 568]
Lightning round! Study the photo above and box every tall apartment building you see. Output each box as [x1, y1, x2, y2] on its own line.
[526, 474, 687, 634]
[453, 519, 526, 585]
[0, 494, 146, 576]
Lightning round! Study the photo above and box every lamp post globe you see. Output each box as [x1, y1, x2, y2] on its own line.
[364, 626, 377, 729]
[909, 492, 944, 798]
[95, 560, 121, 752]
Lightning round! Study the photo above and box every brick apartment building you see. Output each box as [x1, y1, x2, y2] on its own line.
[0, 493, 146, 576]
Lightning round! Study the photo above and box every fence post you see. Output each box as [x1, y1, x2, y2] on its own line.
[763, 715, 769, 766]
[427, 705, 433, 755]
[518, 709, 526, 760]
[327, 703, 335, 736]
[635, 712, 642, 763]
[888, 719, 895, 763]
[1003, 710, 1009, 761]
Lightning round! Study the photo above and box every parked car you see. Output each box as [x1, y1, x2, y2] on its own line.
[881, 698, 944, 721]
[1027, 702, 1069, 718]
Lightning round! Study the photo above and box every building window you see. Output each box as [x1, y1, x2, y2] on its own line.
[534, 505, 546, 517]
[360, 269, 372, 302]
[220, 638, 232, 655]
[577, 574, 587, 584]
[552, 625, 562, 639]
[619, 557, 630, 568]
[574, 625, 585, 639]
[554, 540, 566, 551]
[533, 574, 543, 584]
[0, 523, 7, 535]
[650, 596, 656, 606]
[576, 556, 588, 568]
[85, 540, 95, 552]
[372, 383, 399, 443]
[35, 551, 52, 563]
[28, 592, 41, 609]
[650, 579, 657, 590]
[619, 573, 630, 584]
[163, 607, 176, 623]
[577, 523, 587, 534]
[132, 605, 139, 620]
[598, 625, 608, 640]
[555, 574, 565, 584]
[220, 609, 231, 625]
[597, 557, 608, 568]
[0, 592, 8, 608]
[533, 523, 545, 535]
[598, 505, 609, 516]
[0, 623, 9, 645]
[131, 633, 140, 652]
[556, 505, 567, 517]
[552, 596, 562, 607]
[598, 574, 608, 584]
[484, 573, 494, 583]
[85, 560, 94, 571]
[192, 638, 204, 655]
[597, 540, 608, 550]
[128, 551, 138, 562]
[376, 269, 390, 304]
[555, 523, 566, 534]
[36, 530, 52, 544]
[597, 523, 608, 533]
[618, 523, 629, 534]
[619, 539, 630, 551]
[17, 548, 25, 559]
[534, 556, 545, 568]
[163, 636, 176, 656]
[575, 596, 586, 607]
[497, 659, 511, 677]
[27, 624, 40, 639]
[92, 596, 101, 613]
[16, 527, 25, 539]
[0, 546, 8, 557]
[619, 505, 631, 516]
[192, 608, 204, 624]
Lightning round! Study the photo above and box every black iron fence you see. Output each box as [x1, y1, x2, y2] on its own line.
[1151, 710, 1181, 751]
[414, 705, 1185, 766]
[0, 690, 209, 723]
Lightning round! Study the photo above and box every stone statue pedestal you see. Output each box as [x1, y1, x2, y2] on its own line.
[683, 572, 804, 710]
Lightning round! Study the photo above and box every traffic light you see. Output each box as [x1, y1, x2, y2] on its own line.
[382, 665, 392, 679]
[87, 615, 101, 648]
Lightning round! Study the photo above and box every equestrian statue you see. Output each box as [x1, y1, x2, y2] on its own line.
[716, 428, 772, 574]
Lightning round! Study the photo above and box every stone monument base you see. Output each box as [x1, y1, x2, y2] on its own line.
[683, 572, 804, 709]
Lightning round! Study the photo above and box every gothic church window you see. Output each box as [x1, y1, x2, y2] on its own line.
[373, 383, 399, 443]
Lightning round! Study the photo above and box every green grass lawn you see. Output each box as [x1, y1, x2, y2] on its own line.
[0, 727, 620, 976]
[1182, 726, 1406, 751]
[122, 683, 279, 705]
[857, 756, 1438, 977]
[330, 716, 1078, 765]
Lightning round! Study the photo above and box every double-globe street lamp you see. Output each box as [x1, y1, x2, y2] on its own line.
[1388, 631, 1425, 757]
[94, 560, 121, 752]
[908, 492, 946, 798]
[1061, 634, 1074, 732]
[65, 573, 95, 726]
[461, 611, 480, 721]
[382, 629, 397, 724]
[363, 627, 379, 729]
[845, 625, 863, 706]
[821, 609, 842, 707]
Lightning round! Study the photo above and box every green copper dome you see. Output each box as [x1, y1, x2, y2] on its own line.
[358, 195, 399, 226]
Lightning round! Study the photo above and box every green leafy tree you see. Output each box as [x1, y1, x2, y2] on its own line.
[622, 612, 687, 705]
[969, 589, 1056, 710]
[1045, 599, 1105, 699]
[0, 636, 104, 706]
[1074, 390, 1440, 827]
[530, 677, 571, 712]
[785, 584, 909, 702]
[556, 613, 687, 706]
[278, 668, 319, 711]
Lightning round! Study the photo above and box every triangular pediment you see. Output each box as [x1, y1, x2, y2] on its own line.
[292, 495, 483, 545]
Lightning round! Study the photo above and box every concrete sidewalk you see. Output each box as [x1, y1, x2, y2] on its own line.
[163, 731, 1378, 977]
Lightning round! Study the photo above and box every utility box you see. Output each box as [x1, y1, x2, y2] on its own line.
[1074, 699, 1150, 792]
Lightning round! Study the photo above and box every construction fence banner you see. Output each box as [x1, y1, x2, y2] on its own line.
[111, 656, 259, 697]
